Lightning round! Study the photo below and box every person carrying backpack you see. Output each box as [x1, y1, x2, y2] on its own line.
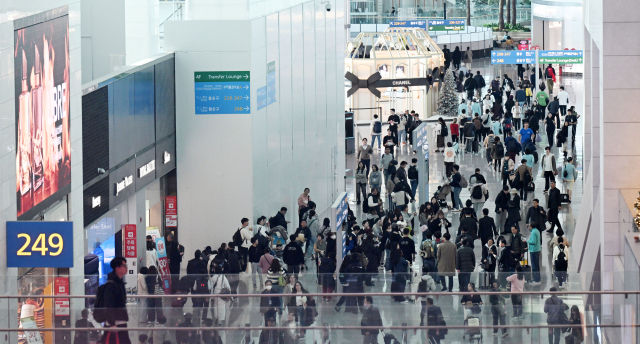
[553, 238, 569, 288]
[94, 257, 130, 344]
[491, 137, 505, 171]
[419, 234, 437, 274]
[408, 158, 419, 198]
[369, 114, 383, 150]
[544, 288, 569, 344]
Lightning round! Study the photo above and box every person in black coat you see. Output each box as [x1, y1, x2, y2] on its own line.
[464, 75, 477, 100]
[318, 253, 337, 300]
[482, 238, 498, 285]
[74, 309, 95, 344]
[426, 298, 446, 343]
[99, 257, 130, 344]
[456, 238, 476, 291]
[495, 186, 510, 234]
[283, 235, 305, 274]
[458, 210, 478, 240]
[497, 238, 514, 288]
[478, 209, 497, 247]
[361, 237, 380, 286]
[166, 234, 184, 288]
[526, 199, 547, 228]
[547, 180, 563, 233]
[473, 71, 486, 99]
[428, 213, 451, 236]
[455, 227, 475, 250]
[452, 46, 462, 70]
[504, 189, 522, 231]
[186, 250, 209, 320]
[361, 296, 383, 344]
[271, 207, 290, 230]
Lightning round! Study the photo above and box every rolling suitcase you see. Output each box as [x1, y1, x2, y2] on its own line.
[478, 270, 490, 289]
[472, 140, 479, 153]
[520, 251, 532, 282]
[561, 193, 570, 203]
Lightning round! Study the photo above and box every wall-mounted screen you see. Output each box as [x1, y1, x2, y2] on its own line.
[14, 14, 71, 219]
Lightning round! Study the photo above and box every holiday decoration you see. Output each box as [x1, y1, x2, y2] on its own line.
[437, 69, 458, 117]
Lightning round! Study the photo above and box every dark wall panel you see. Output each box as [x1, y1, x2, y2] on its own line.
[135, 66, 156, 151]
[82, 87, 109, 184]
[155, 134, 175, 178]
[83, 177, 110, 227]
[110, 74, 135, 168]
[155, 59, 175, 140]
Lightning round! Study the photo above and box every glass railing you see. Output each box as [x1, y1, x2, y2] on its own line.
[6, 270, 635, 344]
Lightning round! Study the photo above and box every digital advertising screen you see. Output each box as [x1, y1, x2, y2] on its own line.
[14, 13, 71, 219]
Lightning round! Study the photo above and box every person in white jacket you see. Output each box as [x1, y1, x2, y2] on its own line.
[239, 218, 253, 269]
[209, 267, 231, 326]
[552, 238, 569, 288]
[137, 267, 149, 323]
[145, 236, 159, 269]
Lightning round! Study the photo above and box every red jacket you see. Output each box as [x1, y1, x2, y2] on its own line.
[450, 123, 460, 136]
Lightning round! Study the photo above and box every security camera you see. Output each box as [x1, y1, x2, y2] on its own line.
[324, 1, 331, 11]
[97, 168, 106, 174]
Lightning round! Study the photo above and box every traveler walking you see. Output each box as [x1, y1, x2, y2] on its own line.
[482, 238, 498, 285]
[370, 115, 383, 150]
[506, 266, 525, 318]
[469, 175, 489, 217]
[527, 222, 542, 284]
[489, 282, 509, 337]
[408, 158, 419, 197]
[357, 138, 373, 173]
[381, 147, 394, 183]
[544, 288, 569, 344]
[558, 86, 569, 116]
[474, 71, 486, 99]
[464, 47, 473, 70]
[456, 238, 476, 292]
[541, 147, 558, 192]
[449, 164, 464, 211]
[567, 305, 585, 343]
[436, 117, 448, 152]
[478, 209, 497, 247]
[97, 257, 131, 344]
[547, 180, 563, 233]
[495, 185, 510, 233]
[497, 238, 513, 288]
[443, 142, 456, 178]
[450, 118, 460, 143]
[360, 296, 383, 344]
[553, 238, 569, 288]
[283, 234, 305, 275]
[425, 298, 446, 343]
[452, 46, 462, 70]
[437, 233, 456, 292]
[562, 157, 577, 201]
[355, 161, 368, 205]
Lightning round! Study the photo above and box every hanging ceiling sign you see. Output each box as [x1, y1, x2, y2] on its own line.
[345, 72, 432, 98]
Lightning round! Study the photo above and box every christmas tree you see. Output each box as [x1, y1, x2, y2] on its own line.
[437, 69, 458, 117]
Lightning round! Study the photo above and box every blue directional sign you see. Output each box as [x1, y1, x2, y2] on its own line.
[7, 221, 74, 268]
[490, 50, 536, 65]
[336, 193, 348, 232]
[267, 61, 276, 106]
[194, 71, 250, 115]
[390, 20, 427, 30]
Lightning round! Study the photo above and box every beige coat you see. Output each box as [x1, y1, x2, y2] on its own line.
[357, 144, 373, 161]
[437, 240, 457, 276]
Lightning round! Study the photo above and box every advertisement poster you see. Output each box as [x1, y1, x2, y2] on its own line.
[154, 237, 172, 294]
[122, 224, 137, 258]
[20, 317, 43, 344]
[54, 277, 69, 316]
[165, 196, 177, 227]
[14, 14, 71, 219]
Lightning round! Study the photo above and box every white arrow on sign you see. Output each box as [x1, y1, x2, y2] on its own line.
[244, 106, 250, 111]
[244, 85, 249, 90]
[244, 74, 249, 79]
[244, 95, 249, 100]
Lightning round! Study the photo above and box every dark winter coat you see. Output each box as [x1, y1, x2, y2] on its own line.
[455, 246, 476, 272]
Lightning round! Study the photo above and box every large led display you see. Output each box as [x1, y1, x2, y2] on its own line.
[14, 14, 71, 219]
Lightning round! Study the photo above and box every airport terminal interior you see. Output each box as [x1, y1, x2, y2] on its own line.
[0, 0, 637, 343]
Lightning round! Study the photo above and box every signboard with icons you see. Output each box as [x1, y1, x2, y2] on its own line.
[428, 19, 465, 32]
[194, 71, 250, 114]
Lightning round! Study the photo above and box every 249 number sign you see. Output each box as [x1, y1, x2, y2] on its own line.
[7, 222, 73, 268]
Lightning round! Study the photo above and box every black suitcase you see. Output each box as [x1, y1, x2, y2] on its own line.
[472, 140, 479, 153]
[561, 193, 570, 203]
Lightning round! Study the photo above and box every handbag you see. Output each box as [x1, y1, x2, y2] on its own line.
[278, 275, 286, 287]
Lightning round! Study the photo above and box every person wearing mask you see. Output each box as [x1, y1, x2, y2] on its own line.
[456, 238, 476, 291]
[562, 157, 577, 202]
[527, 222, 542, 285]
[541, 146, 558, 192]
[544, 288, 569, 344]
[489, 282, 509, 337]
[547, 180, 563, 233]
[449, 164, 463, 211]
[494, 185, 511, 234]
[370, 114, 383, 150]
[360, 296, 383, 344]
[506, 266, 525, 318]
[98, 257, 130, 344]
[437, 233, 457, 292]
[357, 138, 373, 173]
[478, 209, 497, 248]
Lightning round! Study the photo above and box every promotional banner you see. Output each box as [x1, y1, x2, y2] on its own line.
[14, 14, 71, 219]
[122, 224, 137, 259]
[165, 196, 177, 227]
[154, 237, 172, 294]
[54, 277, 69, 316]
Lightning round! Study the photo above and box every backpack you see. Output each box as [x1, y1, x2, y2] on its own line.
[494, 143, 505, 159]
[408, 166, 418, 180]
[523, 168, 532, 185]
[506, 138, 518, 153]
[504, 119, 512, 131]
[373, 121, 382, 134]
[555, 248, 568, 270]
[563, 165, 569, 178]
[226, 252, 241, 273]
[210, 255, 228, 275]
[232, 228, 243, 247]
[420, 239, 435, 259]
[93, 280, 115, 323]
[441, 123, 449, 137]
[471, 185, 483, 200]
[458, 173, 468, 188]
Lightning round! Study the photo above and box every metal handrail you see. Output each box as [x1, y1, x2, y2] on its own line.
[12, 290, 640, 298]
[159, 4, 183, 27]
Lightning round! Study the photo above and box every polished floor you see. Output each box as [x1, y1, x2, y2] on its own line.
[130, 60, 585, 344]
